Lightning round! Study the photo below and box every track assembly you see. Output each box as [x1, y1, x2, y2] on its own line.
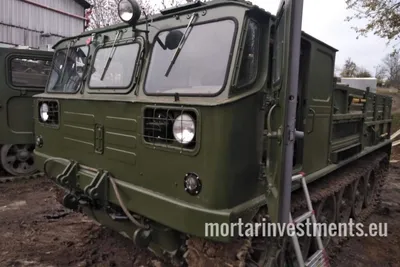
[0, 150, 390, 267]
[183, 151, 390, 267]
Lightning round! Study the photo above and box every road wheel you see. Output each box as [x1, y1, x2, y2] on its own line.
[313, 194, 336, 249]
[0, 144, 37, 176]
[364, 170, 377, 207]
[351, 176, 366, 220]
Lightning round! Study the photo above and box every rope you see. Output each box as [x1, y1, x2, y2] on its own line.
[108, 176, 149, 229]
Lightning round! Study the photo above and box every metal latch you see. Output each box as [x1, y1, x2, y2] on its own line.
[94, 124, 104, 154]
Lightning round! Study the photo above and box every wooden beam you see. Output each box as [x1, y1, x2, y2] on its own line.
[393, 140, 400, 147]
[391, 129, 400, 140]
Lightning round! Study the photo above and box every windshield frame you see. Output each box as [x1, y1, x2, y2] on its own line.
[45, 44, 90, 94]
[143, 17, 239, 97]
[87, 38, 142, 94]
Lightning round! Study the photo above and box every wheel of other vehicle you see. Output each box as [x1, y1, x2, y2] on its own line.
[0, 144, 37, 176]
[351, 176, 366, 219]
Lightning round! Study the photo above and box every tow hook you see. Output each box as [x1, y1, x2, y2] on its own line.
[133, 228, 152, 248]
[56, 160, 78, 188]
[62, 193, 79, 211]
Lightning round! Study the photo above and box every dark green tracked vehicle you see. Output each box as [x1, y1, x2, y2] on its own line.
[0, 47, 53, 177]
[34, 0, 392, 266]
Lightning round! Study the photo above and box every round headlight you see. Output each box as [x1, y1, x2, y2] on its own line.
[173, 114, 195, 144]
[40, 103, 49, 122]
[118, 0, 134, 21]
[118, 0, 141, 25]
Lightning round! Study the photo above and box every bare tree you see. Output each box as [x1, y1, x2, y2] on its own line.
[345, 0, 400, 47]
[159, 0, 210, 10]
[374, 64, 387, 86]
[160, 0, 182, 9]
[85, 0, 211, 31]
[339, 58, 373, 78]
[340, 58, 358, 77]
[355, 67, 372, 77]
[382, 51, 400, 88]
[86, 0, 155, 30]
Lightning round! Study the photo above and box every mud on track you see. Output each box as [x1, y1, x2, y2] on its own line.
[0, 160, 400, 267]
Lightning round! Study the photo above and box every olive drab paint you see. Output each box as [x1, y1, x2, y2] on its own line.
[32, 0, 393, 262]
[266, 0, 304, 224]
[0, 47, 53, 176]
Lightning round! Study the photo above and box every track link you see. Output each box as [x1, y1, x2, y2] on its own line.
[183, 151, 390, 267]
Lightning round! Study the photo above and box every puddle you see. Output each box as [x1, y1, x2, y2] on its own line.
[0, 200, 27, 212]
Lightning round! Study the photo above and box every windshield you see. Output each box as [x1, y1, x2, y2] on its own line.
[145, 19, 236, 95]
[89, 42, 140, 88]
[47, 46, 89, 93]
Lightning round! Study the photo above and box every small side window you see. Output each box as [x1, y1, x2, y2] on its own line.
[10, 57, 52, 88]
[237, 19, 260, 88]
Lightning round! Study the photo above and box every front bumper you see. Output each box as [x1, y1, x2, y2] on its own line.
[36, 151, 266, 242]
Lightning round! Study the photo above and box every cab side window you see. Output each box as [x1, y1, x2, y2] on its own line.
[237, 19, 260, 88]
[10, 57, 51, 88]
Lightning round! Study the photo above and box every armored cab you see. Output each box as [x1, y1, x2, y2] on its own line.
[0, 47, 53, 176]
[33, 0, 392, 266]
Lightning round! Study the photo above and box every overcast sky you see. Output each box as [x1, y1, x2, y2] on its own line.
[151, 0, 394, 76]
[250, 0, 392, 76]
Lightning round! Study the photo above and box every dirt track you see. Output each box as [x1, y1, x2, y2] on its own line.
[0, 149, 399, 267]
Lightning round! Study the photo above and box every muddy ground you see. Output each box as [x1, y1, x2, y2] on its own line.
[0, 179, 157, 267]
[0, 147, 399, 267]
[331, 146, 400, 267]
[0, 154, 399, 267]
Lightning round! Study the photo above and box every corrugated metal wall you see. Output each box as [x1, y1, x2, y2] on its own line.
[0, 0, 86, 48]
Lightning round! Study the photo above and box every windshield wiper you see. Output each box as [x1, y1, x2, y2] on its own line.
[100, 30, 122, 81]
[165, 13, 198, 77]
